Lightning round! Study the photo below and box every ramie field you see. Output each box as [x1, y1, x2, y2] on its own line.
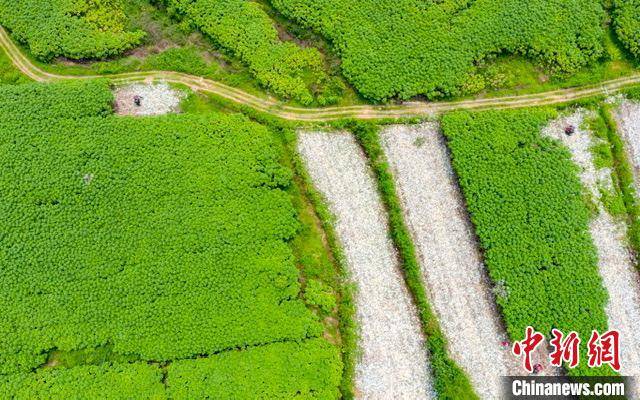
[1, 0, 640, 399]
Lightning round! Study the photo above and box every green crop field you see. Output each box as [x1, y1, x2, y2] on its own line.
[442, 109, 611, 376]
[0, 80, 342, 397]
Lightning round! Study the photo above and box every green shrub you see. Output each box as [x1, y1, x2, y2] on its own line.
[442, 109, 611, 376]
[304, 279, 337, 314]
[0, 0, 145, 61]
[0, 363, 166, 399]
[613, 0, 640, 59]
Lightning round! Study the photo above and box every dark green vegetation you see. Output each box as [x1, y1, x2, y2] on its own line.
[0, 0, 145, 60]
[339, 120, 477, 399]
[613, 0, 640, 59]
[0, 80, 342, 397]
[152, 0, 341, 105]
[0, 47, 28, 84]
[272, 0, 607, 101]
[442, 109, 610, 376]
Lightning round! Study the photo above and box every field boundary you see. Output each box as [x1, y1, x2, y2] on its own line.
[3, 26, 640, 122]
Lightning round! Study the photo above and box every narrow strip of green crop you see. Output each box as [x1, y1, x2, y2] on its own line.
[335, 120, 478, 400]
[442, 108, 611, 376]
[595, 104, 640, 264]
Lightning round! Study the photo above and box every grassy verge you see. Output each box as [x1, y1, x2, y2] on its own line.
[335, 120, 478, 399]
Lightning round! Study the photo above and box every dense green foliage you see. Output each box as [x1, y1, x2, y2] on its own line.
[0, 81, 344, 396]
[0, 363, 165, 399]
[613, 0, 640, 59]
[167, 339, 341, 399]
[0, 0, 145, 60]
[442, 109, 610, 375]
[1, 339, 340, 399]
[271, 0, 606, 101]
[153, 0, 339, 104]
[339, 120, 477, 399]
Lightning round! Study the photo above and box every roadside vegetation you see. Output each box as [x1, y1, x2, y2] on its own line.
[150, 0, 342, 105]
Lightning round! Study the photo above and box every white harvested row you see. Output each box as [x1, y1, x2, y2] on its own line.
[297, 132, 434, 400]
[381, 123, 521, 399]
[542, 111, 640, 391]
[615, 100, 640, 188]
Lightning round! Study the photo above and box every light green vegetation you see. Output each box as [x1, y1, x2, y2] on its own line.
[0, 80, 342, 397]
[167, 339, 341, 399]
[442, 109, 611, 376]
[0, 0, 145, 60]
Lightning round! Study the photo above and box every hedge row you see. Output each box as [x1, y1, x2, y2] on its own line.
[442, 109, 611, 376]
[0, 0, 145, 61]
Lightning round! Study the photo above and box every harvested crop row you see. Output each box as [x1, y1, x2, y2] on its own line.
[381, 123, 521, 398]
[585, 104, 640, 391]
[298, 131, 434, 399]
[442, 109, 610, 376]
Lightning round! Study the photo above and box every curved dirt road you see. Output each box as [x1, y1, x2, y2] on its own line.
[2, 26, 640, 121]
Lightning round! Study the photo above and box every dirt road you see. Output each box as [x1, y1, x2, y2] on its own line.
[2, 26, 640, 121]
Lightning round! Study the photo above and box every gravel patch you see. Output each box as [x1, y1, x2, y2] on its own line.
[113, 83, 185, 116]
[382, 123, 532, 399]
[543, 111, 640, 389]
[298, 132, 434, 400]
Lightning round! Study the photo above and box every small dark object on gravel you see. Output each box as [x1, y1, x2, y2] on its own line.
[133, 95, 142, 107]
[564, 125, 575, 136]
[532, 363, 543, 374]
